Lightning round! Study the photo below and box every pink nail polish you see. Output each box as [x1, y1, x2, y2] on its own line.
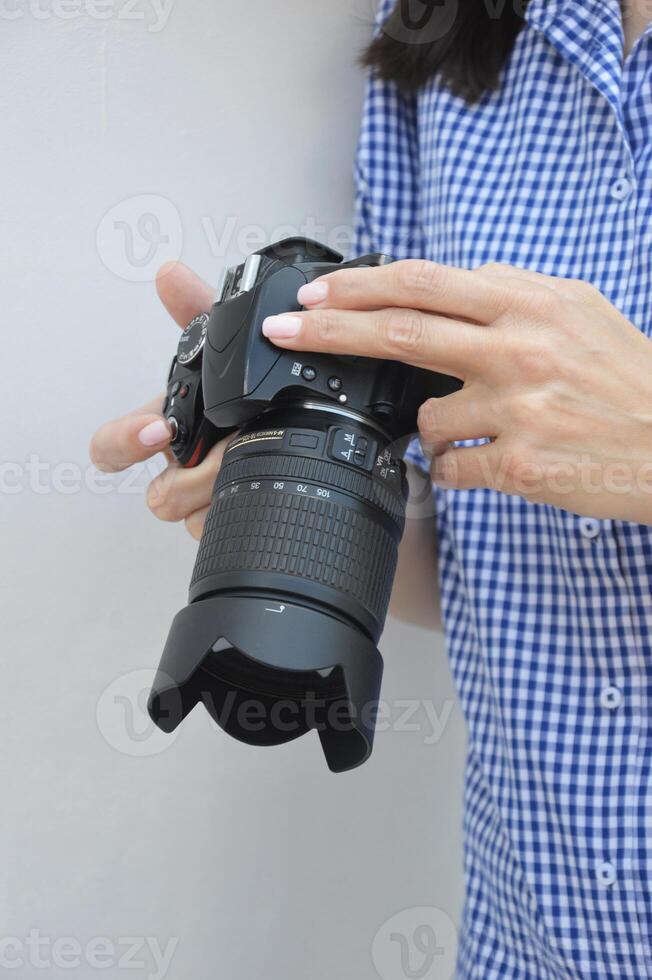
[262, 315, 302, 339]
[138, 419, 170, 447]
[297, 281, 328, 306]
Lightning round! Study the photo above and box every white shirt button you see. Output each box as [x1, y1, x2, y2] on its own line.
[600, 685, 623, 710]
[597, 861, 617, 887]
[610, 176, 634, 201]
[579, 517, 601, 539]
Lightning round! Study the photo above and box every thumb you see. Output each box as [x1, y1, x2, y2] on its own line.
[156, 261, 215, 328]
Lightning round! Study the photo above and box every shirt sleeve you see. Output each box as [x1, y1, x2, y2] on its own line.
[351, 2, 429, 474]
[350, 2, 424, 261]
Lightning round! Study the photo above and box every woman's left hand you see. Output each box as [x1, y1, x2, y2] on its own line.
[262, 260, 652, 524]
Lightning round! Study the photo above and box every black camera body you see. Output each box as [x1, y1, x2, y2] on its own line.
[150, 239, 461, 772]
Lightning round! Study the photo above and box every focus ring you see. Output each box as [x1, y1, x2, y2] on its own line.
[219, 452, 405, 525]
[190, 481, 399, 629]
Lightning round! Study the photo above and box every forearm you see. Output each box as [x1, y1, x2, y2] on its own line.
[388, 466, 441, 631]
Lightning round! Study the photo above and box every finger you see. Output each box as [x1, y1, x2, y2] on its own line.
[146, 439, 226, 523]
[431, 443, 500, 491]
[295, 260, 520, 324]
[476, 262, 555, 287]
[418, 389, 499, 450]
[477, 263, 609, 311]
[121, 391, 175, 445]
[261, 306, 484, 378]
[91, 265, 214, 473]
[90, 406, 172, 473]
[156, 261, 215, 328]
[185, 506, 210, 541]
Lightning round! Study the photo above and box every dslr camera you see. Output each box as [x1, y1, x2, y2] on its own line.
[148, 238, 461, 771]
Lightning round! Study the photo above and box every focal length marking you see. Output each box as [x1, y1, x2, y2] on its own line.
[213, 477, 404, 542]
[216, 477, 337, 504]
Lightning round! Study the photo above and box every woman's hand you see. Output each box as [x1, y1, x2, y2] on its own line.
[89, 262, 230, 540]
[261, 260, 652, 524]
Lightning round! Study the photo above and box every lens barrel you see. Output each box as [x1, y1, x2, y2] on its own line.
[148, 404, 408, 771]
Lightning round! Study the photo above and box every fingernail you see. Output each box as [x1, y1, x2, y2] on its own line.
[297, 281, 328, 306]
[138, 419, 170, 447]
[262, 315, 302, 340]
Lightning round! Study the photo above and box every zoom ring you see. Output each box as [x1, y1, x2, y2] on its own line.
[190, 475, 400, 628]
[218, 452, 405, 524]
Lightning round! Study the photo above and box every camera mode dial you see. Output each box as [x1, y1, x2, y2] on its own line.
[177, 313, 209, 365]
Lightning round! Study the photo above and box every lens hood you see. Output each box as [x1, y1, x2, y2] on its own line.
[148, 595, 384, 773]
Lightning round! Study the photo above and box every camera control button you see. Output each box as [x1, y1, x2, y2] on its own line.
[170, 381, 181, 397]
[179, 384, 190, 399]
[177, 312, 209, 364]
[301, 366, 317, 382]
[329, 428, 374, 469]
[330, 428, 358, 464]
[168, 416, 187, 447]
[328, 376, 342, 392]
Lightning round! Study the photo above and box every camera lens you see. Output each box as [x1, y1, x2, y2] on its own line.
[149, 402, 408, 771]
[190, 406, 405, 638]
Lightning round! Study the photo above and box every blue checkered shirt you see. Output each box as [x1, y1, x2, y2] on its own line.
[355, 1, 652, 976]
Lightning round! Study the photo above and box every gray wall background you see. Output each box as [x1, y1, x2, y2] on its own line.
[2, 2, 465, 977]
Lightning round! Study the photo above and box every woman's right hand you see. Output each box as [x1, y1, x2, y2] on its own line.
[89, 262, 231, 541]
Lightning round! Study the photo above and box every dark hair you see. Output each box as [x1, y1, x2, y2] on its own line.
[363, 0, 529, 103]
